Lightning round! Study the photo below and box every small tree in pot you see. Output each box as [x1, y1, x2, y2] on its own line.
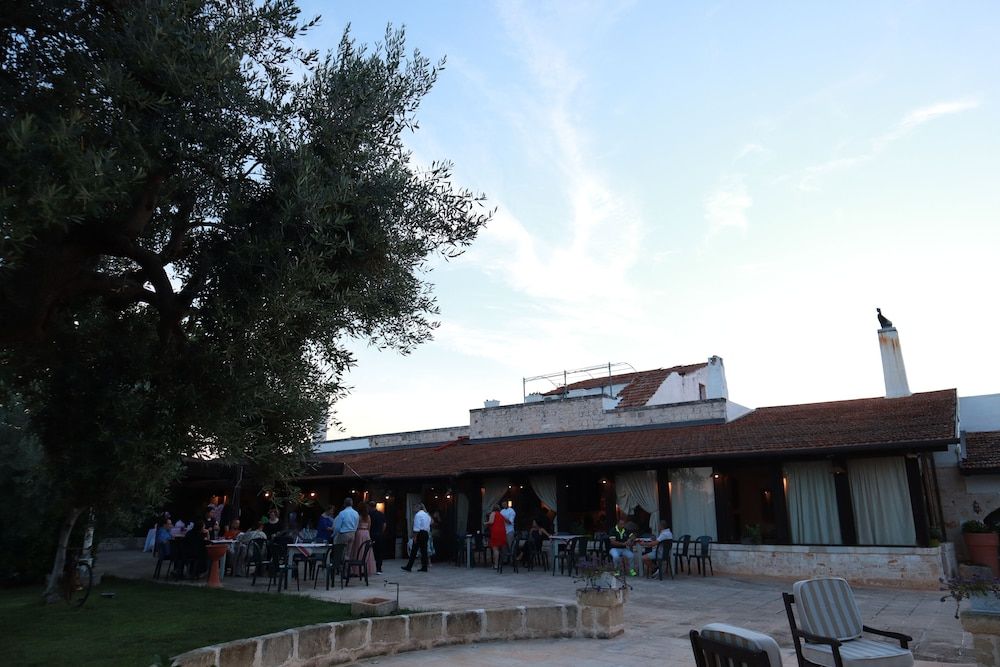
[962, 520, 1000, 578]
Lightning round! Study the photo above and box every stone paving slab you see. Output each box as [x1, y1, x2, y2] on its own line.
[101, 551, 976, 665]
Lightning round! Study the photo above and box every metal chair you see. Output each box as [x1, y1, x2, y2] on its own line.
[690, 623, 782, 667]
[783, 577, 913, 667]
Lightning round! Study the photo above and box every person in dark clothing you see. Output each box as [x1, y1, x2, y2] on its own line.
[367, 500, 386, 574]
[182, 519, 209, 578]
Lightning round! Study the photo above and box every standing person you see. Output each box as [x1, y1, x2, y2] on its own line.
[316, 506, 336, 542]
[485, 503, 507, 567]
[500, 503, 516, 557]
[352, 503, 377, 575]
[367, 500, 386, 574]
[402, 503, 431, 572]
[333, 497, 359, 555]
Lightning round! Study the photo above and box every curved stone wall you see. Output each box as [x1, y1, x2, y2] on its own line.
[170, 602, 618, 667]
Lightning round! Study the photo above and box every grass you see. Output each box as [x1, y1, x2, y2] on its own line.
[2, 576, 356, 666]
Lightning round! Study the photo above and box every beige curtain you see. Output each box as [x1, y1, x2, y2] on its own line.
[785, 461, 842, 545]
[615, 470, 659, 535]
[529, 475, 559, 531]
[849, 457, 916, 545]
[482, 477, 509, 524]
[669, 467, 717, 540]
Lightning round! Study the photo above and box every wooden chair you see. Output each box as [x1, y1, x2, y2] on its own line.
[783, 577, 913, 667]
[689, 535, 714, 576]
[690, 623, 782, 667]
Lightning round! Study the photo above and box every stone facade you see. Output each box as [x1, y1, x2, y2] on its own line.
[171, 602, 618, 667]
[711, 543, 955, 589]
[961, 610, 1000, 667]
[470, 396, 728, 440]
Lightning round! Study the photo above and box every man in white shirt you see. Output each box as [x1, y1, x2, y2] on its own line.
[641, 520, 674, 577]
[500, 504, 516, 555]
[402, 503, 432, 572]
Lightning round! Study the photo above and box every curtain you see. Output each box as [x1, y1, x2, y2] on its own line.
[482, 477, 509, 524]
[849, 457, 916, 545]
[785, 461, 842, 545]
[405, 492, 422, 539]
[669, 467, 717, 540]
[615, 470, 659, 535]
[456, 492, 470, 537]
[530, 474, 559, 532]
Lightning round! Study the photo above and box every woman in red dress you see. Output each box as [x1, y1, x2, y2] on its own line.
[486, 503, 508, 567]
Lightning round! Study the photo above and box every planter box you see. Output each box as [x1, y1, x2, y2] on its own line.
[351, 597, 397, 617]
[964, 532, 1000, 578]
[576, 588, 626, 608]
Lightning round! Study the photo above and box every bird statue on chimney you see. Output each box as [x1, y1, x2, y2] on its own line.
[876, 308, 893, 329]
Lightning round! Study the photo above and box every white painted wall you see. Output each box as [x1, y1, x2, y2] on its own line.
[645, 366, 709, 405]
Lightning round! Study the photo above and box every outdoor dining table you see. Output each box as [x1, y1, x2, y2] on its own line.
[285, 542, 329, 587]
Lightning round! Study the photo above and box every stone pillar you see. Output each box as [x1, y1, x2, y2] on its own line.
[961, 611, 1000, 666]
[576, 588, 626, 639]
[878, 327, 911, 398]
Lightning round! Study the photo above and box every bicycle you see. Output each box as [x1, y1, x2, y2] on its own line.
[60, 547, 94, 608]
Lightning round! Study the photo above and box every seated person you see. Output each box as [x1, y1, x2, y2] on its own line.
[523, 518, 551, 564]
[262, 508, 281, 539]
[182, 519, 209, 578]
[232, 521, 267, 576]
[222, 518, 242, 540]
[297, 523, 317, 543]
[608, 517, 638, 577]
[155, 520, 173, 559]
[170, 519, 187, 538]
[640, 520, 673, 577]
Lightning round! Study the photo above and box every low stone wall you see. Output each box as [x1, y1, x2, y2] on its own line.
[711, 543, 953, 589]
[171, 603, 605, 667]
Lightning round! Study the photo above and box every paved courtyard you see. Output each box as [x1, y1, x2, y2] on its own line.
[102, 550, 974, 666]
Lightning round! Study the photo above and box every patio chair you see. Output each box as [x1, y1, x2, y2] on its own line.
[690, 623, 783, 667]
[652, 538, 674, 580]
[472, 533, 493, 567]
[551, 537, 581, 576]
[314, 542, 345, 590]
[265, 538, 295, 592]
[689, 535, 714, 576]
[245, 538, 268, 579]
[342, 539, 375, 587]
[497, 535, 522, 574]
[783, 577, 913, 667]
[674, 534, 692, 574]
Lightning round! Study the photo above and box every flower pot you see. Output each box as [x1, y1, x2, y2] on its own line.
[970, 594, 1000, 614]
[576, 587, 627, 608]
[964, 532, 1000, 577]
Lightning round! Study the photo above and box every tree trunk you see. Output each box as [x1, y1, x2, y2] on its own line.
[42, 506, 84, 603]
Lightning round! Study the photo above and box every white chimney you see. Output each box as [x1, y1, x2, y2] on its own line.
[877, 310, 911, 398]
[705, 355, 729, 400]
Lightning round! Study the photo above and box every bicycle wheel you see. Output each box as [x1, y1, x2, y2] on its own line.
[65, 561, 93, 608]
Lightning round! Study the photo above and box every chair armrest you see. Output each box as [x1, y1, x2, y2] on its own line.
[792, 629, 846, 667]
[862, 625, 911, 648]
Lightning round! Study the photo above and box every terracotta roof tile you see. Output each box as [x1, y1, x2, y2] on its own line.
[541, 363, 708, 408]
[961, 431, 1000, 472]
[318, 389, 957, 480]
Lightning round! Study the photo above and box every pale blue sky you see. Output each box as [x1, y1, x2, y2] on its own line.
[299, 1, 1000, 437]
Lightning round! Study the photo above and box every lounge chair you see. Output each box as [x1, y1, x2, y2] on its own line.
[783, 577, 913, 667]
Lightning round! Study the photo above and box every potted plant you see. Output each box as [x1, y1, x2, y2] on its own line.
[574, 557, 630, 606]
[928, 527, 942, 548]
[742, 523, 763, 545]
[962, 520, 1000, 577]
[941, 573, 1000, 618]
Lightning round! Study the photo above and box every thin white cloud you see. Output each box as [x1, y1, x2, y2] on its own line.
[704, 175, 752, 236]
[799, 97, 980, 191]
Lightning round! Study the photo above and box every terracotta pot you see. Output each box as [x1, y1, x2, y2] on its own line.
[205, 543, 229, 588]
[964, 532, 1000, 577]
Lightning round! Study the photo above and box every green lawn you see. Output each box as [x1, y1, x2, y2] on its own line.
[2, 576, 355, 666]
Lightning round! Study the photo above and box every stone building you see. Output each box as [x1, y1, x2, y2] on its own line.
[294, 320, 989, 587]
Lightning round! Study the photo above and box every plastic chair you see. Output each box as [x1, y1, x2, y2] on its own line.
[551, 537, 579, 576]
[689, 535, 714, 576]
[652, 539, 674, 580]
[265, 538, 295, 592]
[152, 540, 173, 579]
[690, 623, 782, 667]
[313, 542, 345, 590]
[342, 539, 374, 587]
[472, 533, 493, 567]
[674, 534, 692, 574]
[783, 577, 913, 667]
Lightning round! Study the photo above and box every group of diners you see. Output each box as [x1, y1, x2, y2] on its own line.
[152, 497, 387, 583]
[474, 505, 675, 578]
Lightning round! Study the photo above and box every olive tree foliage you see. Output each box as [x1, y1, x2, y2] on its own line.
[0, 0, 489, 597]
